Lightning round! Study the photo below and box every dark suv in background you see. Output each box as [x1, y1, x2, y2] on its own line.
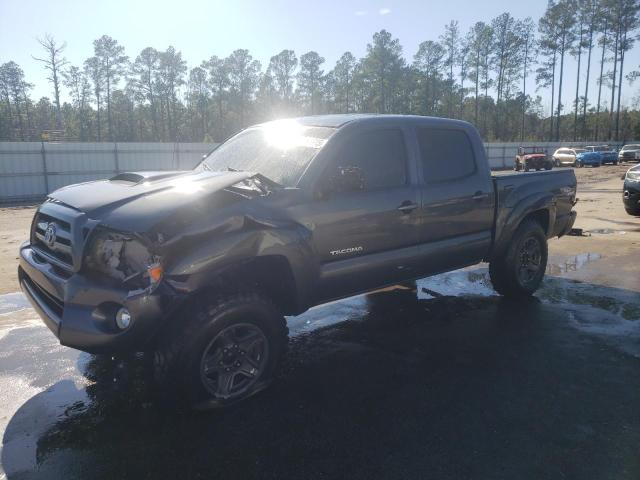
[623, 164, 640, 215]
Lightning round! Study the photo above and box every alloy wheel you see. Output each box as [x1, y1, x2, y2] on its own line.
[200, 323, 269, 399]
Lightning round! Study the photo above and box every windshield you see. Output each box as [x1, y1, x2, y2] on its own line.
[623, 144, 640, 150]
[197, 120, 336, 187]
[593, 146, 611, 152]
[574, 149, 586, 154]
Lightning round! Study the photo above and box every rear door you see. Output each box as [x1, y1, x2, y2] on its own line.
[412, 126, 494, 274]
[300, 127, 421, 301]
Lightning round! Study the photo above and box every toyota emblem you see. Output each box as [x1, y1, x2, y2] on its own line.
[44, 223, 57, 247]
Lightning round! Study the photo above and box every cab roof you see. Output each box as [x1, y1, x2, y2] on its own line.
[262, 114, 471, 129]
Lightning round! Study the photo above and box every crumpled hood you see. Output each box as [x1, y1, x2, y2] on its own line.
[49, 170, 255, 231]
[523, 154, 546, 159]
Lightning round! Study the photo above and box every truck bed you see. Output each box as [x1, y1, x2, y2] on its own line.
[491, 168, 577, 253]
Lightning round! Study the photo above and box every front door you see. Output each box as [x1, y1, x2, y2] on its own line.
[295, 128, 421, 302]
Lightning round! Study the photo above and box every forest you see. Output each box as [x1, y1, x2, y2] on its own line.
[0, 0, 639, 143]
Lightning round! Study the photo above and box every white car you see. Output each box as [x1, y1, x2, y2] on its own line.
[552, 148, 586, 167]
[618, 144, 640, 163]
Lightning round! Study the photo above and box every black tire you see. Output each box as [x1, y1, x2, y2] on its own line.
[489, 219, 548, 298]
[154, 291, 288, 409]
[524, 163, 530, 172]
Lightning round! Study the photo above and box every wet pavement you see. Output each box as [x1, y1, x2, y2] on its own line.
[1, 258, 639, 479]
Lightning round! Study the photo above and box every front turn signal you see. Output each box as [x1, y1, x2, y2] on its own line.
[147, 263, 164, 284]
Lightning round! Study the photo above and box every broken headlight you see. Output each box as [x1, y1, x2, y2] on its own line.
[85, 229, 162, 289]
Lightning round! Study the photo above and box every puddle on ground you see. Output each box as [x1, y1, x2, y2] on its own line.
[588, 228, 626, 235]
[0, 292, 30, 316]
[546, 253, 602, 275]
[417, 269, 494, 299]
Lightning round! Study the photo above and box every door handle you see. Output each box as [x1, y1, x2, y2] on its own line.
[397, 201, 418, 213]
[472, 191, 489, 201]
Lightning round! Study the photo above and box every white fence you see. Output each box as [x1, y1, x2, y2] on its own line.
[0, 140, 633, 203]
[0, 142, 217, 203]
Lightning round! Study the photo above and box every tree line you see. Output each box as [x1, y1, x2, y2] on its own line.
[1, 0, 639, 143]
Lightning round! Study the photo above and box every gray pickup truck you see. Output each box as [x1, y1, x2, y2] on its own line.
[19, 114, 577, 407]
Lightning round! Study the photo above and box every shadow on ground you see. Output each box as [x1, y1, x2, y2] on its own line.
[2, 272, 639, 479]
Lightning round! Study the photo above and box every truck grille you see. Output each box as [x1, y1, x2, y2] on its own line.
[32, 212, 74, 268]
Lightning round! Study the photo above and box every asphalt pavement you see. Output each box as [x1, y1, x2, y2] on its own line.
[1, 262, 639, 480]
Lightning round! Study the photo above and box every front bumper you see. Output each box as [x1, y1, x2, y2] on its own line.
[619, 152, 640, 162]
[19, 243, 175, 353]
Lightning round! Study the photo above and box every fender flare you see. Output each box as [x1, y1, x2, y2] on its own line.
[164, 224, 317, 314]
[492, 192, 556, 259]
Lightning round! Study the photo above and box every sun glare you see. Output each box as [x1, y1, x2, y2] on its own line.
[261, 120, 307, 151]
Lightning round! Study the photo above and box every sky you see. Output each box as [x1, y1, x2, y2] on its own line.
[1, 0, 639, 116]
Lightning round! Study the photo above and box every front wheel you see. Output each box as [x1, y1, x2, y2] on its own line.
[489, 219, 548, 297]
[154, 291, 288, 409]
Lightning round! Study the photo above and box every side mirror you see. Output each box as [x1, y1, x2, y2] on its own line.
[318, 166, 365, 198]
[621, 174, 626, 180]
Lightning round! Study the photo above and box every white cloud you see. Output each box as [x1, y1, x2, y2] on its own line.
[355, 10, 367, 16]
[379, 8, 391, 15]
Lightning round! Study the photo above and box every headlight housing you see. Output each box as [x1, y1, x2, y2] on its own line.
[626, 171, 640, 182]
[85, 228, 162, 289]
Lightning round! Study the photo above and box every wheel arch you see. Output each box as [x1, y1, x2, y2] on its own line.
[492, 195, 554, 260]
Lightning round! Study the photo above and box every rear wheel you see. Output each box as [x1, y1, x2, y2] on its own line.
[154, 291, 288, 409]
[489, 219, 548, 298]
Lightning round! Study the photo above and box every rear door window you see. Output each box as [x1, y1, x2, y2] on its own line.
[335, 129, 408, 190]
[416, 128, 476, 183]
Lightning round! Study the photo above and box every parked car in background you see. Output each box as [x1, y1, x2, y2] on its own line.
[623, 164, 640, 216]
[618, 144, 640, 163]
[514, 146, 553, 171]
[575, 149, 602, 168]
[585, 145, 618, 165]
[552, 147, 586, 167]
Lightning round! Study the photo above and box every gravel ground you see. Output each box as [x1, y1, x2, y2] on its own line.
[0, 163, 639, 479]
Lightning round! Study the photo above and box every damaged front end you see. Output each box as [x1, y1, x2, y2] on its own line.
[84, 228, 164, 296]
